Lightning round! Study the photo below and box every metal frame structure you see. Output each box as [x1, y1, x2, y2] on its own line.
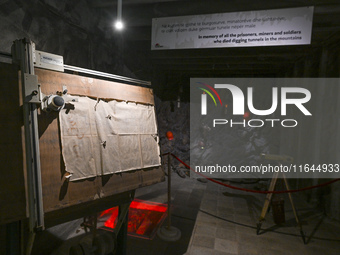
[3, 38, 153, 255]
[11, 38, 45, 255]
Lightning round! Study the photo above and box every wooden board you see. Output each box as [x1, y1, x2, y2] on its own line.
[35, 68, 155, 105]
[0, 63, 27, 225]
[35, 68, 164, 215]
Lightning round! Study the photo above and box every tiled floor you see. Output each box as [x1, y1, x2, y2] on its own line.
[185, 180, 340, 255]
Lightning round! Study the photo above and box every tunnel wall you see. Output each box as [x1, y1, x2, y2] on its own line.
[0, 0, 130, 75]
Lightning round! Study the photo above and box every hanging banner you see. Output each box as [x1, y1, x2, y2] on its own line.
[151, 6, 313, 50]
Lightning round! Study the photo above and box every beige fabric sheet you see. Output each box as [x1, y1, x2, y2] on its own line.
[59, 96, 161, 181]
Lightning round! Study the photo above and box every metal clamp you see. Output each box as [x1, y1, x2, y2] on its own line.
[24, 73, 42, 104]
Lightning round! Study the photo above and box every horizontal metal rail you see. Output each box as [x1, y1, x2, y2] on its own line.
[0, 52, 151, 86]
[64, 64, 151, 86]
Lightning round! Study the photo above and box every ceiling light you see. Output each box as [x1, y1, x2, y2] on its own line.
[115, 20, 124, 30]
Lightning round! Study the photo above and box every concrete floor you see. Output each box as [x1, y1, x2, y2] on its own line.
[126, 172, 207, 255]
[34, 171, 340, 255]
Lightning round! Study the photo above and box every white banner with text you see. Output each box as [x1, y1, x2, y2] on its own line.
[151, 6, 313, 50]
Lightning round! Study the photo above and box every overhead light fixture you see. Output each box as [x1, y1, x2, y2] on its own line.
[114, 0, 124, 30]
[115, 20, 123, 30]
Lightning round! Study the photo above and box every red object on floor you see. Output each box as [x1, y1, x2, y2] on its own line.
[99, 199, 168, 240]
[166, 131, 174, 140]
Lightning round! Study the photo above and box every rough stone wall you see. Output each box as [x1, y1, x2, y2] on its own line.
[0, 0, 128, 75]
[282, 44, 340, 221]
[155, 95, 280, 176]
[155, 98, 190, 168]
[279, 80, 340, 221]
[189, 81, 281, 178]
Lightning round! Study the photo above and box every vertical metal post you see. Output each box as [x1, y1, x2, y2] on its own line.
[157, 150, 181, 241]
[116, 203, 130, 255]
[11, 38, 44, 255]
[167, 153, 172, 229]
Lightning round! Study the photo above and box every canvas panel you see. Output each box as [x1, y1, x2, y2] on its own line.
[59, 97, 161, 181]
